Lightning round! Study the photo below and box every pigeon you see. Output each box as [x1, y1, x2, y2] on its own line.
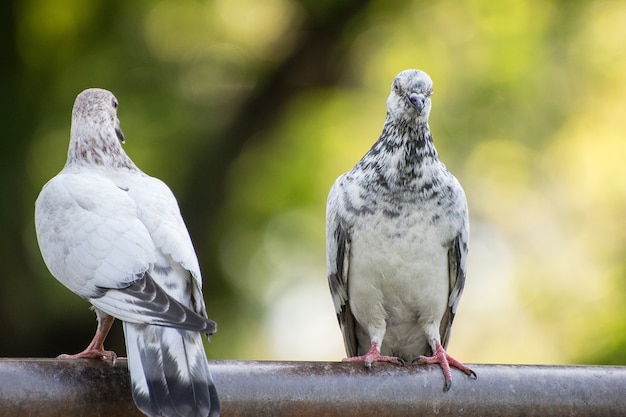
[326, 69, 476, 391]
[35, 88, 220, 417]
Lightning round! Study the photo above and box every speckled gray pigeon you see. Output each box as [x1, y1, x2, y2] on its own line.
[35, 88, 220, 416]
[326, 69, 475, 391]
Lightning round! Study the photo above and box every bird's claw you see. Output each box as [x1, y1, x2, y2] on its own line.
[344, 353, 403, 366]
[413, 340, 475, 391]
[58, 349, 118, 364]
[343, 342, 404, 367]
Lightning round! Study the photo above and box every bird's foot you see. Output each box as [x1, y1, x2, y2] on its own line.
[57, 313, 118, 363]
[414, 340, 476, 391]
[343, 342, 404, 368]
[58, 348, 118, 363]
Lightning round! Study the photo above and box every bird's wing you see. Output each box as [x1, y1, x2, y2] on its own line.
[35, 171, 212, 332]
[126, 175, 201, 280]
[118, 176, 219, 415]
[124, 173, 208, 317]
[35, 171, 155, 296]
[326, 177, 358, 357]
[440, 219, 469, 349]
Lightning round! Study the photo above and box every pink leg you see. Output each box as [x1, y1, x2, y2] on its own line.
[58, 313, 117, 363]
[343, 342, 404, 368]
[416, 340, 476, 391]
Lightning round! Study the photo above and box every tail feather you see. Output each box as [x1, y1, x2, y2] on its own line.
[124, 323, 220, 417]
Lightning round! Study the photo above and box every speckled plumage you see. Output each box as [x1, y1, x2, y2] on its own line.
[326, 70, 474, 390]
[35, 88, 220, 417]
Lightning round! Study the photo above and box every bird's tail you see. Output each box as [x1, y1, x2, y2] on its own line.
[123, 322, 220, 417]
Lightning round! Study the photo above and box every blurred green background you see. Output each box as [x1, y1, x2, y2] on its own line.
[2, 0, 626, 365]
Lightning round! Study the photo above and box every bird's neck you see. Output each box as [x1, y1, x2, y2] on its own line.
[66, 134, 138, 170]
[382, 116, 439, 159]
[359, 116, 440, 189]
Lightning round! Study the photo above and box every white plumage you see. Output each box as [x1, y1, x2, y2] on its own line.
[35, 88, 219, 417]
[326, 69, 475, 391]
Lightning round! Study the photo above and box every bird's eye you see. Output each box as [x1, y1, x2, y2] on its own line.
[427, 88, 434, 97]
[393, 80, 401, 93]
[112, 98, 118, 109]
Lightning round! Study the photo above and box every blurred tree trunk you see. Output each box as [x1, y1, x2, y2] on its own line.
[181, 0, 373, 294]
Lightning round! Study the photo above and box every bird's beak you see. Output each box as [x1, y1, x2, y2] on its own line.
[408, 92, 426, 114]
[115, 125, 125, 144]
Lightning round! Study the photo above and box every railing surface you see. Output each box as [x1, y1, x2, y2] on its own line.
[0, 359, 624, 416]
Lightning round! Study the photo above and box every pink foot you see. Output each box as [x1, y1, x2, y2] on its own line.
[57, 313, 118, 363]
[343, 342, 404, 368]
[58, 348, 118, 363]
[415, 340, 476, 391]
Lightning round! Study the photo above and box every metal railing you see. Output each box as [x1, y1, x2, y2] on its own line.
[0, 359, 624, 416]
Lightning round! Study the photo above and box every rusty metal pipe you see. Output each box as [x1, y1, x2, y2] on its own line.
[0, 359, 624, 416]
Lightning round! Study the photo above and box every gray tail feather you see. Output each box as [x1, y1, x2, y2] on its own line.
[123, 323, 220, 417]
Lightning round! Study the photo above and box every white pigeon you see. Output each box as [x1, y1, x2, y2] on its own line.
[326, 69, 476, 391]
[35, 88, 220, 417]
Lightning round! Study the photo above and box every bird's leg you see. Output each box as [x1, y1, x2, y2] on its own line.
[343, 341, 404, 368]
[415, 339, 476, 391]
[58, 312, 118, 363]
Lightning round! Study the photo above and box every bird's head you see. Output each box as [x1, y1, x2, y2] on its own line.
[386, 69, 434, 123]
[67, 88, 135, 168]
[71, 88, 125, 145]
